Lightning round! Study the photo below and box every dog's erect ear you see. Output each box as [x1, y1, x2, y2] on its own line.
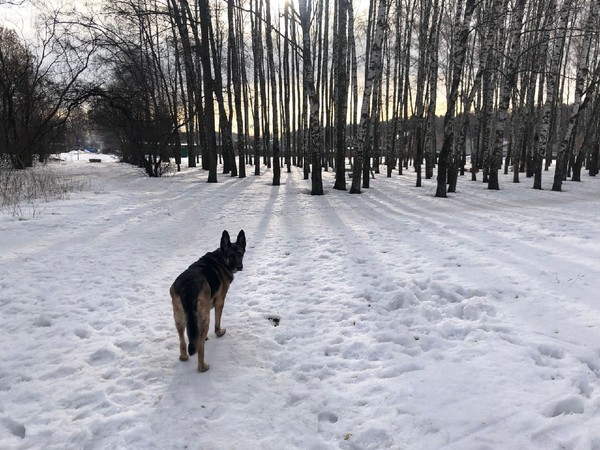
[236, 230, 246, 251]
[221, 230, 231, 250]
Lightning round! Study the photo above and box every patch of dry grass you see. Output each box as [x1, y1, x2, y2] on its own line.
[0, 159, 90, 218]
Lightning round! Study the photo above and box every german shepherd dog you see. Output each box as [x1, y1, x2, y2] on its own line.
[170, 230, 246, 372]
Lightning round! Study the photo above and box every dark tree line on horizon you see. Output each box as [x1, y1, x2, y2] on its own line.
[1, 0, 599, 197]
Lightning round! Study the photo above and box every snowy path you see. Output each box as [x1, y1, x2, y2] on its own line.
[1, 156, 600, 449]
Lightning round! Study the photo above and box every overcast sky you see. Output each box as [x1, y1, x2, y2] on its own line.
[0, 2, 35, 40]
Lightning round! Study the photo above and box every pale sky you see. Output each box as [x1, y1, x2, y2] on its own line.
[0, 3, 35, 39]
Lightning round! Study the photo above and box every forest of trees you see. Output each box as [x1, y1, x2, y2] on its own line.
[1, 0, 599, 197]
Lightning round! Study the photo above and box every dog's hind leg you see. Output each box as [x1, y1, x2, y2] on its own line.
[170, 286, 189, 362]
[214, 288, 229, 338]
[196, 283, 212, 372]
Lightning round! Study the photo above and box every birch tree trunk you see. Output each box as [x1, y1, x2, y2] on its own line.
[264, 0, 280, 185]
[256, 0, 269, 169]
[573, 63, 600, 180]
[333, 0, 349, 190]
[534, 0, 570, 190]
[250, 0, 261, 175]
[348, 0, 358, 170]
[489, 0, 525, 190]
[349, 0, 388, 194]
[228, 0, 245, 177]
[320, 0, 331, 172]
[168, 0, 197, 168]
[425, 0, 441, 180]
[435, 0, 476, 198]
[299, 0, 324, 194]
[196, 0, 218, 182]
[400, 1, 415, 174]
[412, 0, 431, 188]
[283, 0, 292, 173]
[479, 0, 505, 185]
[360, 0, 376, 189]
[208, 19, 235, 176]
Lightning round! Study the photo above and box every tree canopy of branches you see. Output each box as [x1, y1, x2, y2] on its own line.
[0, 6, 98, 169]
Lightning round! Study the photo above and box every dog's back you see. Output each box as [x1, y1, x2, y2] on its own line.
[174, 251, 234, 306]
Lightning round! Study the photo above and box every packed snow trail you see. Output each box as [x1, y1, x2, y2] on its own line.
[1, 155, 600, 449]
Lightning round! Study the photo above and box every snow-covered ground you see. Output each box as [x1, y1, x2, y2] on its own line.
[1, 154, 600, 449]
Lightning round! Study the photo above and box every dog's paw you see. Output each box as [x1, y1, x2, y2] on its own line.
[215, 328, 226, 338]
[198, 363, 210, 373]
[179, 354, 189, 362]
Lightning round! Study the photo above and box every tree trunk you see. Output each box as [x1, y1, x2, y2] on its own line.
[553, 0, 599, 190]
[534, 0, 567, 190]
[490, 0, 524, 190]
[349, 0, 388, 194]
[228, 0, 246, 178]
[412, 0, 431, 188]
[333, 0, 349, 190]
[283, 0, 292, 173]
[573, 86, 600, 180]
[208, 17, 234, 177]
[264, 0, 280, 186]
[250, 0, 261, 176]
[299, 0, 324, 195]
[436, 0, 476, 198]
[425, 0, 441, 180]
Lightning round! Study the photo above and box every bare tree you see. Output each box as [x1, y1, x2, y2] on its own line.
[349, 0, 388, 194]
[572, 61, 600, 181]
[0, 8, 99, 169]
[490, 0, 525, 190]
[424, 0, 442, 180]
[299, 0, 324, 194]
[435, 0, 476, 198]
[534, 0, 571, 190]
[264, 0, 280, 185]
[168, 0, 198, 168]
[412, 0, 430, 188]
[282, 0, 292, 173]
[196, 0, 218, 182]
[208, 14, 235, 177]
[333, 0, 349, 190]
[88, 0, 184, 176]
[250, 0, 262, 176]
[227, 0, 246, 177]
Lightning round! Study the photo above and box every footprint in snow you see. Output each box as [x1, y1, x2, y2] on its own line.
[33, 315, 52, 327]
[543, 396, 585, 417]
[538, 344, 565, 360]
[88, 346, 119, 366]
[2, 417, 26, 439]
[74, 328, 90, 339]
[317, 411, 338, 423]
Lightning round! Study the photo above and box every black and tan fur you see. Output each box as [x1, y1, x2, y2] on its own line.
[170, 230, 246, 372]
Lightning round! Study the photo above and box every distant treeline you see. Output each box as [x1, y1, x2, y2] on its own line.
[1, 0, 598, 195]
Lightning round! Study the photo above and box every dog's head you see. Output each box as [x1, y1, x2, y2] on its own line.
[220, 230, 246, 273]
